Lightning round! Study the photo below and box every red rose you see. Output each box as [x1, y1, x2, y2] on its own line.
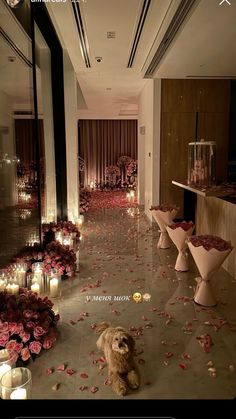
[23, 310, 34, 319]
[29, 341, 42, 354]
[15, 343, 23, 354]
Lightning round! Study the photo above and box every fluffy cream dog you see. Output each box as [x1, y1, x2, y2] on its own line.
[96, 322, 140, 396]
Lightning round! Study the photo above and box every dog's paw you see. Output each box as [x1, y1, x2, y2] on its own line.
[112, 377, 127, 396]
[127, 370, 140, 389]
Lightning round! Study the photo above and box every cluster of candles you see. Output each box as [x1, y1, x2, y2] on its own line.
[0, 349, 32, 399]
[18, 192, 31, 202]
[126, 190, 135, 203]
[0, 263, 61, 299]
[26, 233, 40, 247]
[19, 209, 32, 220]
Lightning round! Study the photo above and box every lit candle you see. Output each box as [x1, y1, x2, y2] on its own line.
[10, 388, 27, 399]
[6, 284, 12, 294]
[33, 268, 42, 283]
[126, 192, 131, 202]
[0, 279, 6, 291]
[17, 269, 26, 287]
[11, 284, 19, 295]
[31, 282, 40, 294]
[50, 278, 59, 298]
[0, 364, 11, 382]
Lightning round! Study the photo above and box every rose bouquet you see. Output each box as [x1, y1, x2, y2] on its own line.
[187, 235, 233, 306]
[117, 155, 133, 167]
[150, 204, 179, 249]
[0, 289, 59, 363]
[43, 221, 80, 239]
[43, 241, 76, 277]
[105, 165, 121, 177]
[167, 221, 195, 271]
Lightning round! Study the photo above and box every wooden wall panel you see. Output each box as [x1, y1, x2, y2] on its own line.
[160, 181, 184, 218]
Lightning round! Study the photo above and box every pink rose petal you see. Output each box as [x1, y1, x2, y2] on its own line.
[57, 363, 66, 372]
[179, 363, 188, 370]
[46, 368, 54, 375]
[79, 385, 88, 391]
[90, 386, 99, 393]
[165, 352, 174, 358]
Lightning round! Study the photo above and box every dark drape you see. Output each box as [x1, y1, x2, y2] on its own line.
[78, 119, 137, 185]
[15, 119, 45, 164]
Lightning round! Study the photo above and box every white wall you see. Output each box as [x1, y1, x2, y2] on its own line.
[63, 51, 80, 221]
[138, 79, 161, 220]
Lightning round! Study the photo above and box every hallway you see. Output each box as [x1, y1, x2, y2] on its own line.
[30, 207, 236, 399]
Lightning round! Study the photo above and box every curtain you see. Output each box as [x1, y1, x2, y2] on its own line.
[79, 119, 137, 186]
[15, 119, 45, 164]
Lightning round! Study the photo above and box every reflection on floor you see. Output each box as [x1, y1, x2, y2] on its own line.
[0, 207, 39, 267]
[30, 207, 236, 399]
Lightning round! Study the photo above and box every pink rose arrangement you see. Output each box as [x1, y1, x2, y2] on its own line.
[105, 165, 121, 177]
[169, 221, 194, 231]
[117, 155, 133, 167]
[43, 241, 76, 277]
[43, 221, 80, 238]
[126, 160, 138, 177]
[150, 204, 179, 212]
[188, 235, 232, 252]
[0, 289, 59, 363]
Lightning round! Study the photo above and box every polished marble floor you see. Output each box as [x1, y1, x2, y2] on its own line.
[29, 207, 236, 399]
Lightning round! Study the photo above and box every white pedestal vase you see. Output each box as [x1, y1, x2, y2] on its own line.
[150, 205, 179, 249]
[167, 222, 194, 271]
[187, 235, 233, 307]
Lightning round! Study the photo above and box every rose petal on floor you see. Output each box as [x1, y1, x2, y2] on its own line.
[57, 364, 66, 372]
[52, 383, 60, 391]
[179, 363, 188, 370]
[46, 368, 54, 375]
[66, 368, 76, 376]
[90, 386, 99, 393]
[80, 373, 89, 379]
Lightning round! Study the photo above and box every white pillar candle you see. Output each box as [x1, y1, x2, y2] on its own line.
[31, 282, 40, 294]
[0, 279, 6, 291]
[33, 269, 42, 283]
[0, 364, 11, 382]
[11, 284, 19, 295]
[6, 284, 12, 294]
[10, 388, 27, 399]
[50, 278, 59, 298]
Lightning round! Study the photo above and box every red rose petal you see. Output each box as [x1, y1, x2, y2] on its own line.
[90, 386, 99, 393]
[46, 368, 54, 375]
[80, 372, 88, 379]
[179, 363, 188, 370]
[79, 386, 88, 391]
[165, 352, 174, 358]
[104, 378, 111, 386]
[66, 368, 76, 376]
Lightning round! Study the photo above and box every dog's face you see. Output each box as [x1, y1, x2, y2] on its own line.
[111, 330, 133, 355]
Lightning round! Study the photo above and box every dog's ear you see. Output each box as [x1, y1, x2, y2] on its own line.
[94, 321, 110, 334]
[127, 333, 135, 352]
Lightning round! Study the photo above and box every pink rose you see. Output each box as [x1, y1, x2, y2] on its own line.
[42, 336, 53, 350]
[23, 310, 34, 319]
[21, 346, 31, 361]
[19, 331, 30, 343]
[0, 332, 9, 347]
[16, 323, 24, 334]
[26, 321, 35, 330]
[29, 341, 42, 354]
[0, 322, 9, 333]
[5, 339, 17, 352]
[33, 326, 46, 340]
[8, 322, 18, 335]
[15, 343, 23, 354]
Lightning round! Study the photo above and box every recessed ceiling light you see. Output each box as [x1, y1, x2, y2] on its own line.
[8, 56, 16, 62]
[107, 32, 116, 39]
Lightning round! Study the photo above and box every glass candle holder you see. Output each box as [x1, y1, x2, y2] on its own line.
[0, 350, 16, 398]
[49, 275, 61, 298]
[0, 367, 32, 399]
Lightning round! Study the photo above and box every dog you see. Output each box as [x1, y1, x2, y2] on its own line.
[95, 322, 140, 396]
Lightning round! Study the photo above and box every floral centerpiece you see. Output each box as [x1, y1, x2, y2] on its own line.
[126, 160, 138, 177]
[105, 165, 121, 185]
[43, 241, 76, 277]
[42, 221, 80, 239]
[117, 156, 133, 167]
[0, 289, 59, 363]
